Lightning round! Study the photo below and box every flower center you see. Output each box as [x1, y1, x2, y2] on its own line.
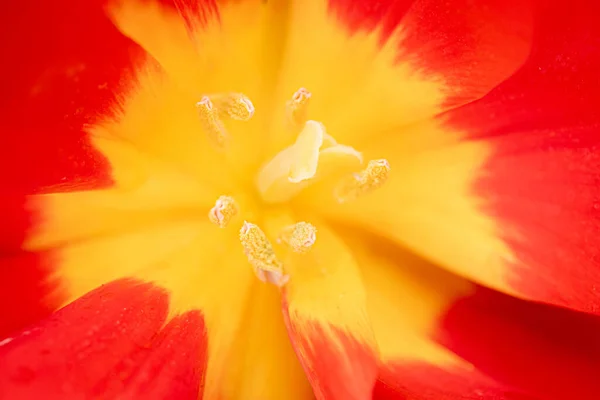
[198, 88, 391, 286]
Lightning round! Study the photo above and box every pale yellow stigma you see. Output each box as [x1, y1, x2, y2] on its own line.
[288, 120, 324, 183]
[239, 222, 289, 287]
[196, 96, 227, 149]
[286, 87, 311, 129]
[335, 159, 391, 203]
[278, 222, 317, 253]
[208, 195, 238, 228]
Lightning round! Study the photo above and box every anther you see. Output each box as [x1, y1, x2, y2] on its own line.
[286, 88, 312, 129]
[212, 92, 255, 121]
[239, 222, 289, 287]
[278, 222, 317, 253]
[208, 195, 238, 228]
[335, 159, 391, 203]
[196, 96, 228, 149]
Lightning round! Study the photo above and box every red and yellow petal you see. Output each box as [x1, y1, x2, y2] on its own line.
[0, 0, 133, 193]
[0, 279, 207, 399]
[266, 214, 378, 400]
[305, 0, 600, 315]
[0, 0, 146, 336]
[105, 0, 291, 178]
[218, 283, 313, 400]
[346, 231, 600, 399]
[265, 0, 533, 154]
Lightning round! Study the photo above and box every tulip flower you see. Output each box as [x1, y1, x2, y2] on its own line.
[2, 0, 600, 399]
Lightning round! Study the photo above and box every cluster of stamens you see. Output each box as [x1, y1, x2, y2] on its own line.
[199, 88, 390, 286]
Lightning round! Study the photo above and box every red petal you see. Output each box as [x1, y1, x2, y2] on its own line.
[375, 363, 535, 400]
[445, 0, 600, 313]
[0, 0, 144, 193]
[439, 287, 600, 399]
[0, 251, 63, 339]
[0, 279, 207, 400]
[328, 0, 412, 35]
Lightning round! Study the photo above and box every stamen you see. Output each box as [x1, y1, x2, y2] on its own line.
[286, 88, 312, 129]
[212, 92, 255, 121]
[335, 159, 391, 203]
[239, 222, 289, 287]
[196, 96, 227, 149]
[278, 222, 317, 253]
[208, 195, 238, 228]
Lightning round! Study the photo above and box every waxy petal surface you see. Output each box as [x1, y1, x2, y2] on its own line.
[0, 279, 207, 400]
[439, 287, 600, 399]
[0, 0, 144, 336]
[347, 231, 600, 399]
[305, 0, 600, 315]
[266, 0, 532, 154]
[269, 216, 378, 400]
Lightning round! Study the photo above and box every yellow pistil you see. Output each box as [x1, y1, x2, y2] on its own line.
[239, 221, 289, 287]
[196, 96, 228, 149]
[286, 87, 311, 130]
[208, 195, 239, 228]
[256, 119, 362, 204]
[335, 159, 391, 203]
[288, 120, 324, 183]
[278, 222, 317, 253]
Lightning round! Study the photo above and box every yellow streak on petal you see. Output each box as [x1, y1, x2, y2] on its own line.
[345, 233, 473, 365]
[90, 71, 238, 190]
[24, 154, 218, 251]
[32, 212, 285, 400]
[220, 283, 313, 400]
[265, 213, 375, 347]
[107, 0, 290, 176]
[265, 0, 445, 154]
[303, 118, 517, 297]
[28, 199, 309, 400]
